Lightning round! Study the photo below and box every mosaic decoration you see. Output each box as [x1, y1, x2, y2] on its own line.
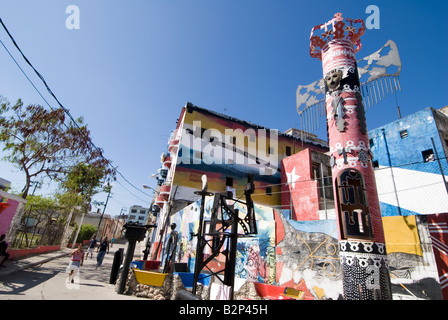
[297, 40, 402, 133]
[161, 199, 443, 299]
[305, 13, 392, 300]
[339, 240, 392, 300]
[336, 169, 373, 240]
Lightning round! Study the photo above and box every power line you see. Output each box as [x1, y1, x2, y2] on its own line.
[0, 16, 153, 200]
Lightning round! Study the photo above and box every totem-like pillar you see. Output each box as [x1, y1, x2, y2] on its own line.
[309, 13, 392, 300]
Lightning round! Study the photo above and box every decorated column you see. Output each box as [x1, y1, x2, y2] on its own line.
[309, 13, 392, 300]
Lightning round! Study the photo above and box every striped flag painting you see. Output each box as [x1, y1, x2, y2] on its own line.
[427, 214, 448, 299]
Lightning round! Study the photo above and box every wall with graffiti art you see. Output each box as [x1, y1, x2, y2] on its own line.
[161, 195, 444, 300]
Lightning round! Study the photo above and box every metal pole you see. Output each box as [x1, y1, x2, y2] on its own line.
[225, 213, 238, 300]
[192, 189, 207, 295]
[117, 239, 137, 295]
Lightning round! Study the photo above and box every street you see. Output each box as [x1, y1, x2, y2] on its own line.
[0, 243, 143, 300]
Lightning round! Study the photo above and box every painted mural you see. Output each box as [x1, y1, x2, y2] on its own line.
[427, 214, 448, 299]
[383, 215, 442, 300]
[170, 103, 328, 208]
[161, 195, 443, 300]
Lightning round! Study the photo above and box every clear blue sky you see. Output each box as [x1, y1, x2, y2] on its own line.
[0, 0, 447, 216]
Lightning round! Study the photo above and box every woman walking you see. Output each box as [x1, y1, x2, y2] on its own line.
[67, 244, 84, 283]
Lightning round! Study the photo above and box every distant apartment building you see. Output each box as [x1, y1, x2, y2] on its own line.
[127, 205, 150, 224]
[0, 177, 11, 191]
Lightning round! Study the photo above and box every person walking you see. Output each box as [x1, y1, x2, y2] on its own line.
[96, 237, 109, 269]
[0, 234, 10, 267]
[86, 236, 97, 259]
[67, 244, 84, 283]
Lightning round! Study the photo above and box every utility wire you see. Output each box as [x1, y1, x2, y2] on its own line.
[0, 16, 153, 200]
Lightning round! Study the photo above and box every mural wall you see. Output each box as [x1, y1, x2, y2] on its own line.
[427, 214, 448, 299]
[162, 196, 444, 300]
[281, 148, 320, 221]
[171, 103, 328, 208]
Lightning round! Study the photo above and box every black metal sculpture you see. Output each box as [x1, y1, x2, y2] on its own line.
[192, 175, 257, 299]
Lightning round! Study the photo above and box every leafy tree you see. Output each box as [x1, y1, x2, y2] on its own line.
[76, 224, 97, 243]
[20, 194, 59, 247]
[63, 162, 110, 208]
[62, 162, 112, 245]
[0, 98, 115, 198]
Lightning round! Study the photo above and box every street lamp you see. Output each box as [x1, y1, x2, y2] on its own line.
[142, 184, 156, 192]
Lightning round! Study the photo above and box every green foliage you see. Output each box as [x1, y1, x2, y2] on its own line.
[0, 98, 116, 199]
[25, 194, 57, 211]
[76, 224, 97, 243]
[62, 162, 111, 210]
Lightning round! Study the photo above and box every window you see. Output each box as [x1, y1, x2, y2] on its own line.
[249, 133, 256, 142]
[139, 210, 146, 214]
[369, 138, 374, 147]
[286, 146, 291, 156]
[400, 130, 408, 139]
[422, 149, 435, 163]
[266, 186, 272, 196]
[312, 162, 321, 180]
[131, 209, 137, 213]
[138, 216, 145, 221]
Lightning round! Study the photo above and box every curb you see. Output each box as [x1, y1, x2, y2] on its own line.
[0, 250, 71, 279]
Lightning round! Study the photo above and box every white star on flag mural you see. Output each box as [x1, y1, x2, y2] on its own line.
[286, 167, 300, 189]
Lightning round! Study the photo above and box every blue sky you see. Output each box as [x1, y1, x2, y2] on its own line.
[0, 1, 447, 216]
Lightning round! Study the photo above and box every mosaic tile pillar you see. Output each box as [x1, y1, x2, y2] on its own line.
[309, 13, 392, 300]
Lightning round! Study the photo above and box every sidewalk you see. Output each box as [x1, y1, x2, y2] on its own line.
[0, 241, 136, 280]
[0, 247, 73, 279]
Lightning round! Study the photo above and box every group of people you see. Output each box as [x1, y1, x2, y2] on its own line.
[67, 235, 110, 283]
[0, 232, 112, 284]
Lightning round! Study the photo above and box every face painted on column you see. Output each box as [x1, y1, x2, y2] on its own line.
[325, 69, 342, 92]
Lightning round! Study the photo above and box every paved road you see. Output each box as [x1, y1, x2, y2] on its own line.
[0, 244, 143, 300]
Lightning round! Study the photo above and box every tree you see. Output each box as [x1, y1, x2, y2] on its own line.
[0, 98, 115, 198]
[76, 224, 97, 243]
[62, 162, 111, 247]
[19, 194, 60, 247]
[63, 162, 109, 207]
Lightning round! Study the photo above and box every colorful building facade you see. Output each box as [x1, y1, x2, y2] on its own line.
[145, 103, 448, 300]
[369, 107, 448, 216]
